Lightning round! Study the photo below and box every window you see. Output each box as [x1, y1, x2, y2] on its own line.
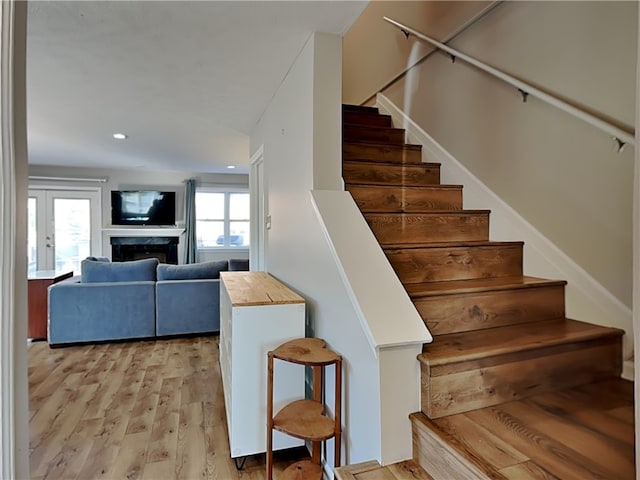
[196, 190, 249, 248]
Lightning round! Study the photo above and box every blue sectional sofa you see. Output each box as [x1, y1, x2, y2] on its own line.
[47, 257, 248, 346]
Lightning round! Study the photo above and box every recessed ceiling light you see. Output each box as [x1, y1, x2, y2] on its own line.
[113, 133, 127, 140]
[227, 165, 236, 169]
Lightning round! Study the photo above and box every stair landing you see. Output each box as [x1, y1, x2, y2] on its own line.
[411, 377, 634, 480]
[341, 377, 634, 480]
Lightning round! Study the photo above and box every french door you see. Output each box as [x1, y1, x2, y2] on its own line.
[27, 188, 102, 275]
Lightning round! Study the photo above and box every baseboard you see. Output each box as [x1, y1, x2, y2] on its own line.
[376, 93, 633, 360]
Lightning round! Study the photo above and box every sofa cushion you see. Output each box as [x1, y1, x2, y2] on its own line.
[228, 258, 249, 271]
[157, 260, 228, 280]
[85, 256, 111, 262]
[81, 257, 159, 283]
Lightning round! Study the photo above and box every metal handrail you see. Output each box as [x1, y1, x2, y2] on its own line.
[384, 16, 635, 149]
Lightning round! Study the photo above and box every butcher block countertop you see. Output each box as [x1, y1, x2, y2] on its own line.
[220, 271, 304, 307]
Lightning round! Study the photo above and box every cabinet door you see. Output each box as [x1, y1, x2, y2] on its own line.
[228, 304, 305, 458]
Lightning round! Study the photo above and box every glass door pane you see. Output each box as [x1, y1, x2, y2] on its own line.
[27, 197, 38, 274]
[28, 188, 101, 275]
[53, 198, 92, 273]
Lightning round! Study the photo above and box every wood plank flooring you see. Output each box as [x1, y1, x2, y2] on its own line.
[28, 336, 309, 480]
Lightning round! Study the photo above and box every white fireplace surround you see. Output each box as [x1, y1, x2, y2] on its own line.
[102, 226, 185, 237]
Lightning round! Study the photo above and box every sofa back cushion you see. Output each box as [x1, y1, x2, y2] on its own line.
[82, 257, 159, 283]
[85, 256, 110, 262]
[157, 260, 228, 280]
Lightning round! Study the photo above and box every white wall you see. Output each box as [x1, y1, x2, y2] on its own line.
[28, 164, 249, 263]
[251, 32, 384, 469]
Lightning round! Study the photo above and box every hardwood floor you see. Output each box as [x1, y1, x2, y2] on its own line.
[28, 336, 309, 479]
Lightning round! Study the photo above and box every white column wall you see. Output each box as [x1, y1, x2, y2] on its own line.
[0, 1, 29, 477]
[251, 32, 385, 470]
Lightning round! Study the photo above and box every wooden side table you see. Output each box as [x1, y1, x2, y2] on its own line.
[267, 337, 342, 480]
[28, 270, 73, 340]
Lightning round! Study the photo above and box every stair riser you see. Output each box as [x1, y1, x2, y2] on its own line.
[422, 338, 622, 418]
[386, 245, 523, 284]
[366, 213, 490, 244]
[343, 143, 422, 164]
[343, 111, 392, 127]
[414, 285, 566, 335]
[343, 105, 379, 115]
[344, 162, 440, 187]
[343, 125, 406, 145]
[347, 185, 463, 212]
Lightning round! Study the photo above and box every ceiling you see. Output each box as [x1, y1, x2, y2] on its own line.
[26, 1, 367, 175]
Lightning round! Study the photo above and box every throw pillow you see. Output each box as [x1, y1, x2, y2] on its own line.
[157, 260, 228, 280]
[82, 257, 159, 283]
[228, 258, 249, 271]
[85, 256, 110, 262]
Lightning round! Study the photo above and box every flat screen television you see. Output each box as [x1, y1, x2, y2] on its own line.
[111, 190, 176, 226]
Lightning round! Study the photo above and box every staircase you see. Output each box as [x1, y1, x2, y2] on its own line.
[338, 104, 631, 480]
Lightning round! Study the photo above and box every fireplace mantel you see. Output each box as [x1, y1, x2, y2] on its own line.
[102, 227, 185, 237]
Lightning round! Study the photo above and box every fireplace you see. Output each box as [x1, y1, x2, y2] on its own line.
[111, 236, 179, 264]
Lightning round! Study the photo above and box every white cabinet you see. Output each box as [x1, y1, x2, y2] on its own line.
[219, 271, 305, 459]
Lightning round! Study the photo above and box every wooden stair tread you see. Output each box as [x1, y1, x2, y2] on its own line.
[383, 240, 524, 250]
[406, 275, 566, 297]
[367, 209, 490, 216]
[343, 124, 404, 133]
[342, 115, 394, 124]
[342, 104, 378, 114]
[410, 412, 508, 480]
[412, 377, 635, 480]
[419, 318, 623, 366]
[344, 125, 406, 145]
[343, 111, 392, 127]
[343, 139, 422, 149]
[346, 183, 462, 191]
[344, 159, 440, 169]
[273, 399, 335, 441]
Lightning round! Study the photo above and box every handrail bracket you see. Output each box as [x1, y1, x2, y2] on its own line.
[518, 88, 529, 103]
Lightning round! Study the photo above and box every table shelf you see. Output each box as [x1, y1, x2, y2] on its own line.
[273, 399, 335, 441]
[281, 460, 323, 480]
[266, 337, 342, 479]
